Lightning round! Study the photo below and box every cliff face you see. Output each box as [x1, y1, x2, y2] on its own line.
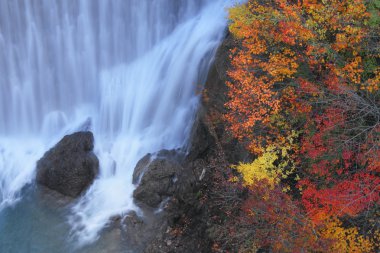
[200, 32, 251, 165]
[135, 32, 251, 253]
[104, 32, 250, 253]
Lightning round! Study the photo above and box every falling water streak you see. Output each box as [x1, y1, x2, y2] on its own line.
[0, 0, 239, 247]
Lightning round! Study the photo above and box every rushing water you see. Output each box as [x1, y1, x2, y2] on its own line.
[0, 0, 234, 251]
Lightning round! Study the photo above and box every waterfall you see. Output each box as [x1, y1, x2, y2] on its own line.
[0, 0, 235, 247]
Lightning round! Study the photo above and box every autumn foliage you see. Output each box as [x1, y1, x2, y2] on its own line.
[221, 0, 380, 252]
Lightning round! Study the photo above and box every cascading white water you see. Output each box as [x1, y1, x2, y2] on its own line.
[0, 0, 237, 247]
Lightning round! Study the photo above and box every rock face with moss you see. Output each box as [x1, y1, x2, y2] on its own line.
[36, 131, 99, 198]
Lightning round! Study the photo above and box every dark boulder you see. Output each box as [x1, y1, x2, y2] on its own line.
[132, 153, 152, 185]
[132, 150, 184, 185]
[133, 150, 196, 208]
[36, 131, 99, 198]
[186, 114, 216, 162]
[133, 157, 182, 208]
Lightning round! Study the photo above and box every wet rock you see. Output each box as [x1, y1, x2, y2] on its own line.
[133, 150, 184, 185]
[132, 153, 152, 184]
[130, 147, 210, 252]
[133, 151, 194, 208]
[36, 131, 99, 198]
[186, 115, 216, 162]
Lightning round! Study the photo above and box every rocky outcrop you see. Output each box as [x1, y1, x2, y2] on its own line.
[129, 148, 211, 253]
[124, 32, 251, 253]
[132, 150, 183, 185]
[127, 106, 220, 252]
[186, 113, 216, 162]
[202, 32, 252, 164]
[133, 149, 202, 208]
[133, 152, 185, 208]
[36, 131, 99, 198]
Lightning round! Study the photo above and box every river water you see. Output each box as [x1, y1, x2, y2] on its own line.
[0, 0, 234, 251]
